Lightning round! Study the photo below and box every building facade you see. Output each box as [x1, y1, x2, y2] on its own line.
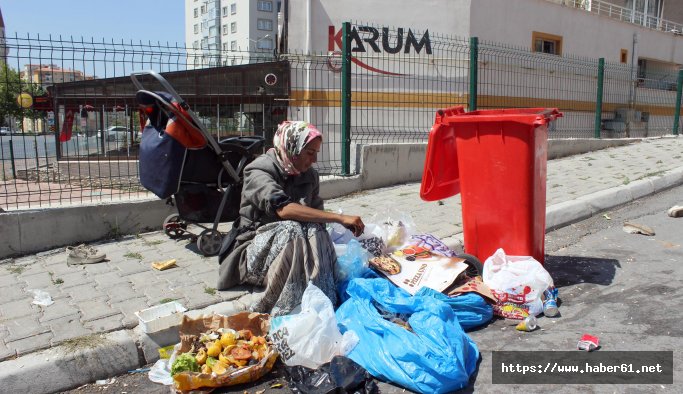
[184, 0, 280, 67]
[281, 0, 683, 165]
[20, 64, 89, 87]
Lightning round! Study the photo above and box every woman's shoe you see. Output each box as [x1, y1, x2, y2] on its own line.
[66, 244, 106, 265]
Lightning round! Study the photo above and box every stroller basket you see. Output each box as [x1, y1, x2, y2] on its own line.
[132, 70, 265, 256]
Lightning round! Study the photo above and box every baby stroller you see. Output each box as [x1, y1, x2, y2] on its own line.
[131, 70, 264, 256]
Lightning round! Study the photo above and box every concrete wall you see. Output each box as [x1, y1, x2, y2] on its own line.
[0, 200, 175, 259]
[0, 138, 636, 259]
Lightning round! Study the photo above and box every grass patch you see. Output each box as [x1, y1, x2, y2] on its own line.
[159, 298, 177, 304]
[204, 286, 217, 296]
[48, 272, 64, 285]
[634, 170, 666, 181]
[552, 184, 561, 188]
[60, 334, 109, 353]
[124, 252, 143, 260]
[623, 177, 631, 185]
[656, 160, 663, 164]
[144, 239, 164, 246]
[6, 265, 25, 275]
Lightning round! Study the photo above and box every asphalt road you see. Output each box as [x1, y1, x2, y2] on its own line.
[61, 184, 683, 394]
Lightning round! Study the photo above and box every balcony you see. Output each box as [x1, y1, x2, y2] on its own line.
[546, 0, 683, 34]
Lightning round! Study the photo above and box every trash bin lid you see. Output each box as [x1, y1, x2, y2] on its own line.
[419, 107, 562, 202]
[420, 120, 461, 201]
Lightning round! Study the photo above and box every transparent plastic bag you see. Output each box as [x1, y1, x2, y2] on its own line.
[360, 209, 417, 253]
[335, 239, 370, 282]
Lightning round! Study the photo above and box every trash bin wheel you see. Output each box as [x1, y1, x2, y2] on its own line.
[456, 253, 483, 277]
[197, 229, 223, 256]
[163, 214, 186, 239]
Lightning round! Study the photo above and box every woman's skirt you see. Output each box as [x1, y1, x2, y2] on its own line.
[243, 220, 337, 316]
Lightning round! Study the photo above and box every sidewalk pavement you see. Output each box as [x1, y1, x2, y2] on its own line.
[1, 137, 682, 393]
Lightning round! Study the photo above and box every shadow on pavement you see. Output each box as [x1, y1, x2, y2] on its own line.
[544, 255, 621, 288]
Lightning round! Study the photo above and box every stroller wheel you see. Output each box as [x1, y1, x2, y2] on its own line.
[456, 253, 484, 277]
[197, 229, 223, 256]
[163, 214, 186, 239]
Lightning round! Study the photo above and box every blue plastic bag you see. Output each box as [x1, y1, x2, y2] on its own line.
[415, 287, 493, 331]
[336, 278, 479, 394]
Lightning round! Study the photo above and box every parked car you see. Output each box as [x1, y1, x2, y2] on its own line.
[98, 126, 130, 141]
[0, 127, 10, 136]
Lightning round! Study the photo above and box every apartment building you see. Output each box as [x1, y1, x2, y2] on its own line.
[184, 0, 280, 67]
[0, 7, 7, 62]
[20, 64, 90, 87]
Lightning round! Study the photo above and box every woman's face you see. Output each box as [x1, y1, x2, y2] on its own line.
[292, 137, 321, 173]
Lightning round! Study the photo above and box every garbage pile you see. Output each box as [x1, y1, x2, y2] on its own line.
[149, 210, 562, 393]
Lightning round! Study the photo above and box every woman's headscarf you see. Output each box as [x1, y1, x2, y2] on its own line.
[272, 121, 322, 176]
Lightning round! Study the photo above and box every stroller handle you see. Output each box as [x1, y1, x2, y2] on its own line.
[130, 70, 186, 106]
[131, 70, 242, 183]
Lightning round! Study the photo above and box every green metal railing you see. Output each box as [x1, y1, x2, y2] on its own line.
[1, 25, 682, 208]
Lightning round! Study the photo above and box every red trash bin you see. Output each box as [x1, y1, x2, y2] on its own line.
[420, 106, 562, 264]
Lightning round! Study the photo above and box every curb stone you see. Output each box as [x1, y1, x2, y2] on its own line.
[0, 330, 139, 394]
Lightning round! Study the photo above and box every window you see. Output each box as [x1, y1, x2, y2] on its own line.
[223, 43, 229, 51]
[201, 5, 206, 13]
[222, 24, 228, 35]
[231, 3, 236, 14]
[193, 8, 198, 17]
[258, 1, 273, 12]
[532, 31, 562, 56]
[231, 41, 237, 51]
[222, 6, 228, 16]
[194, 24, 199, 34]
[209, 26, 217, 36]
[621, 49, 628, 64]
[257, 38, 273, 50]
[193, 41, 199, 49]
[231, 22, 237, 33]
[257, 19, 273, 31]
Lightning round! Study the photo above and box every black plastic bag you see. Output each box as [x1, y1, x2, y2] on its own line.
[285, 356, 378, 394]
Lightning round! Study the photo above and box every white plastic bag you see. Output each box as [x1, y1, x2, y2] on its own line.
[148, 343, 180, 385]
[269, 282, 359, 369]
[482, 248, 553, 318]
[29, 289, 54, 306]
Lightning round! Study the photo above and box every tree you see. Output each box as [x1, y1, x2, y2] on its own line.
[0, 63, 46, 129]
[0, 63, 22, 127]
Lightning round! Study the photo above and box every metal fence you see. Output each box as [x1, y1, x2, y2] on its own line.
[1, 26, 682, 210]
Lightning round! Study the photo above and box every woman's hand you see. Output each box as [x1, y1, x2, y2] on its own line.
[276, 203, 365, 236]
[340, 215, 365, 237]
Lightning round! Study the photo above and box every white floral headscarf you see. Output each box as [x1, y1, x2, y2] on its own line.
[272, 121, 322, 176]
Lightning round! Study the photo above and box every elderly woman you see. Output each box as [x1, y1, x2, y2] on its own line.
[217, 121, 364, 316]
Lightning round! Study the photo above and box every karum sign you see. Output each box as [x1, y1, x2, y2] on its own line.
[328, 25, 432, 75]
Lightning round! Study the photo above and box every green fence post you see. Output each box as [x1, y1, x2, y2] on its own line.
[594, 58, 605, 139]
[341, 22, 351, 175]
[673, 69, 683, 136]
[469, 37, 478, 111]
[8, 140, 16, 179]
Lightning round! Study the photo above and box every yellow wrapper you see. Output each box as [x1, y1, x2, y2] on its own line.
[152, 259, 177, 271]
